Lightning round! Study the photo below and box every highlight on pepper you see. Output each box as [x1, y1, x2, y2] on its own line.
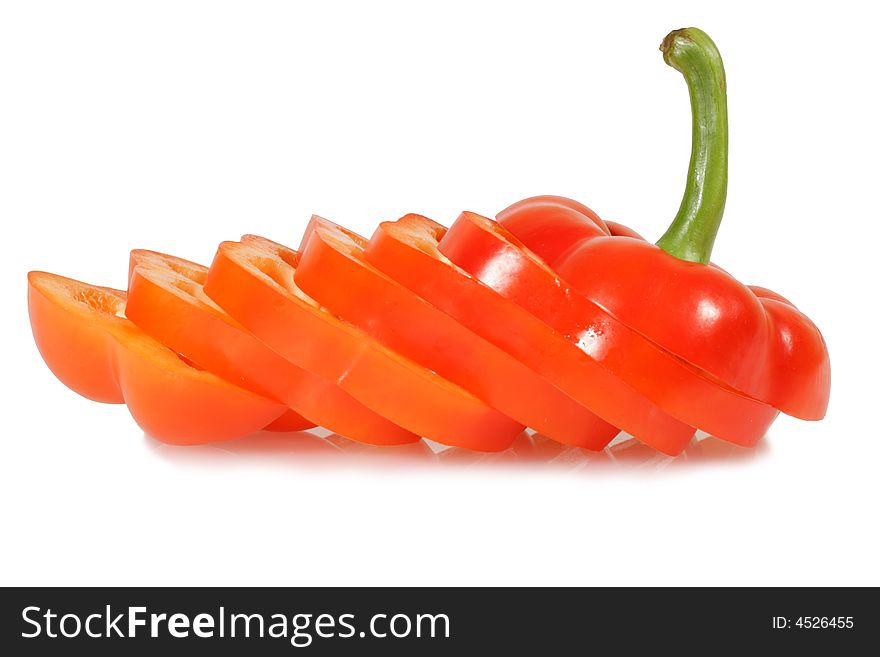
[26, 27, 829, 457]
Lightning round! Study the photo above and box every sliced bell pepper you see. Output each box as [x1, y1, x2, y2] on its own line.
[502, 28, 830, 421]
[25, 26, 827, 458]
[27, 271, 286, 444]
[296, 215, 618, 450]
[203, 235, 524, 451]
[126, 249, 420, 445]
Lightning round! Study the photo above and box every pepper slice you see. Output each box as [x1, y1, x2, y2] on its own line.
[438, 212, 785, 451]
[126, 249, 420, 445]
[28, 271, 285, 444]
[28, 273, 125, 404]
[296, 215, 618, 450]
[203, 235, 524, 451]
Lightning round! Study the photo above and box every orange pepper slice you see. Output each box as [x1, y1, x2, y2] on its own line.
[28, 271, 285, 444]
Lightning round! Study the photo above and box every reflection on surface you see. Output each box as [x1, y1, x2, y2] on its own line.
[147, 428, 769, 472]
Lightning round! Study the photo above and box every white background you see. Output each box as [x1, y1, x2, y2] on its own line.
[2, 1, 878, 586]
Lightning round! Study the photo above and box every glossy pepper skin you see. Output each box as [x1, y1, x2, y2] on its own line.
[497, 195, 609, 265]
[498, 28, 830, 422]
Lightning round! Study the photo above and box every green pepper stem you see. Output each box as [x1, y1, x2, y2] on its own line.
[655, 28, 728, 264]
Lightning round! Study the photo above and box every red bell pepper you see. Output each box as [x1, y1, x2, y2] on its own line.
[499, 28, 830, 421]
